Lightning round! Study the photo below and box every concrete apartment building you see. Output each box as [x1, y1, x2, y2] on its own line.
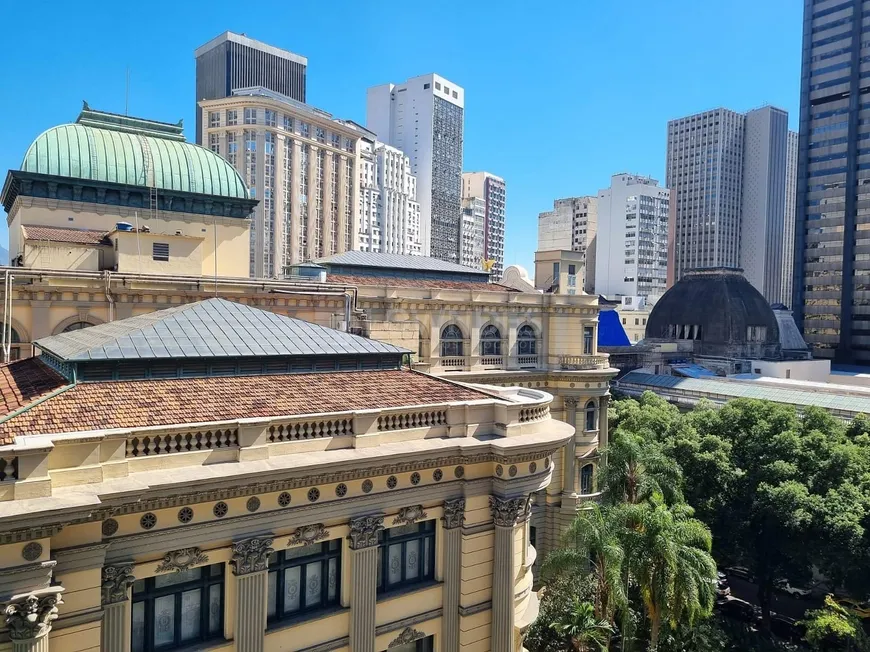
[594, 173, 670, 300]
[359, 140, 422, 255]
[537, 197, 598, 293]
[459, 196, 485, 270]
[199, 87, 373, 278]
[793, 0, 870, 365]
[462, 172, 506, 278]
[782, 130, 799, 307]
[666, 106, 791, 303]
[366, 75, 465, 264]
[194, 31, 307, 144]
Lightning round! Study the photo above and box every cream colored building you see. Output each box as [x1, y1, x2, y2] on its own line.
[537, 197, 597, 293]
[199, 88, 372, 278]
[2, 104, 256, 280]
[0, 298, 573, 652]
[533, 250, 585, 296]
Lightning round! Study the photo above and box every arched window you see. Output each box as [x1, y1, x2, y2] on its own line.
[480, 325, 502, 356]
[440, 324, 464, 357]
[585, 400, 597, 432]
[517, 325, 537, 355]
[580, 464, 595, 495]
[62, 321, 93, 333]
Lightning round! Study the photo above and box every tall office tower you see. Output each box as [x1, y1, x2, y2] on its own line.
[459, 196, 485, 269]
[740, 106, 789, 302]
[358, 141, 422, 255]
[194, 32, 307, 144]
[781, 131, 799, 307]
[794, 0, 870, 364]
[199, 88, 371, 278]
[666, 106, 789, 302]
[462, 172, 506, 278]
[537, 197, 598, 293]
[594, 173, 670, 300]
[366, 75, 465, 263]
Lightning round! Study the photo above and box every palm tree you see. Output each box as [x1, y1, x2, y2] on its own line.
[615, 502, 717, 652]
[549, 597, 614, 652]
[599, 431, 684, 506]
[543, 503, 627, 629]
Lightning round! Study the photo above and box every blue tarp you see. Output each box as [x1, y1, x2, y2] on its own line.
[598, 310, 631, 346]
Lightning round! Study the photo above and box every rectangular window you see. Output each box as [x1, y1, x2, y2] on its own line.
[423, 83, 431, 89]
[391, 636, 434, 652]
[267, 540, 341, 624]
[152, 243, 169, 262]
[331, 132, 341, 148]
[244, 108, 257, 125]
[299, 121, 310, 138]
[316, 127, 326, 143]
[452, 91, 458, 99]
[583, 326, 594, 355]
[377, 521, 436, 593]
[264, 109, 276, 127]
[226, 110, 238, 126]
[435, 82, 441, 90]
[283, 115, 293, 131]
[131, 564, 224, 652]
[208, 133, 219, 155]
[568, 264, 576, 275]
[208, 111, 220, 128]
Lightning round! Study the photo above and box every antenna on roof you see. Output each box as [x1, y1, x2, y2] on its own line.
[125, 68, 130, 116]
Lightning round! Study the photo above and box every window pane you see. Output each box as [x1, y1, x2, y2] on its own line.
[155, 567, 201, 588]
[208, 584, 222, 635]
[267, 571, 277, 618]
[423, 538, 433, 578]
[405, 539, 420, 581]
[180, 589, 202, 641]
[153, 595, 175, 648]
[327, 557, 338, 602]
[305, 562, 322, 607]
[390, 523, 420, 537]
[284, 566, 301, 613]
[133, 579, 146, 596]
[131, 601, 145, 652]
[285, 545, 312, 561]
[388, 543, 403, 585]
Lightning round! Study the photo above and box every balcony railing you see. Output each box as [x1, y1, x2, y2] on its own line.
[517, 355, 539, 368]
[558, 355, 608, 371]
[480, 356, 504, 368]
[440, 357, 467, 370]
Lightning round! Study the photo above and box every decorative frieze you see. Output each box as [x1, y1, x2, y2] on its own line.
[392, 505, 427, 526]
[101, 564, 135, 604]
[489, 495, 531, 527]
[348, 514, 384, 550]
[155, 547, 209, 574]
[230, 537, 274, 576]
[441, 498, 466, 529]
[4, 587, 65, 641]
[288, 524, 329, 547]
[389, 627, 426, 647]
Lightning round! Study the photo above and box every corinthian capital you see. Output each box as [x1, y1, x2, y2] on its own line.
[4, 586, 65, 641]
[441, 498, 466, 529]
[489, 495, 530, 527]
[230, 537, 274, 576]
[348, 514, 384, 550]
[102, 564, 135, 605]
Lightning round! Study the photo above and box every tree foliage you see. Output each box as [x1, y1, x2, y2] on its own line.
[800, 595, 870, 651]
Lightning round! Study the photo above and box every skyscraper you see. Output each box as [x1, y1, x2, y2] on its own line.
[781, 131, 799, 307]
[462, 172, 506, 278]
[666, 105, 789, 302]
[595, 174, 670, 300]
[537, 197, 598, 293]
[459, 196, 485, 269]
[366, 75, 465, 263]
[794, 0, 870, 364]
[194, 32, 307, 144]
[358, 140, 422, 255]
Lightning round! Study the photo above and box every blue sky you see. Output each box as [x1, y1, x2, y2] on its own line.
[0, 0, 801, 273]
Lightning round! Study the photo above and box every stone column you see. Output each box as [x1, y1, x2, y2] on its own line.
[101, 564, 135, 652]
[441, 499, 465, 652]
[4, 586, 65, 652]
[562, 397, 579, 496]
[230, 537, 274, 652]
[347, 515, 383, 652]
[599, 394, 610, 455]
[490, 496, 530, 652]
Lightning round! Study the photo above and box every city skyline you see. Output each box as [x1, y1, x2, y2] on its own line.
[0, 0, 801, 276]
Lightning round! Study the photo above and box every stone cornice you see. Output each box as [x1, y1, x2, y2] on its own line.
[0, 525, 63, 545]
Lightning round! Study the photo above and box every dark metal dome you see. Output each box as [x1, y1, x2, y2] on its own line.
[645, 268, 780, 358]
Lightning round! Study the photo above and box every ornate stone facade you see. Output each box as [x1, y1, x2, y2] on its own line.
[348, 514, 384, 550]
[489, 495, 531, 527]
[441, 498, 466, 529]
[392, 505, 427, 526]
[4, 588, 64, 641]
[101, 565, 135, 605]
[230, 537, 274, 576]
[154, 547, 209, 574]
[287, 524, 329, 547]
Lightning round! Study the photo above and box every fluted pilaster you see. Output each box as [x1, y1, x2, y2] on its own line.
[441, 498, 465, 652]
[101, 564, 134, 652]
[231, 537, 273, 652]
[490, 496, 530, 652]
[348, 514, 383, 652]
[562, 397, 579, 496]
[4, 587, 64, 652]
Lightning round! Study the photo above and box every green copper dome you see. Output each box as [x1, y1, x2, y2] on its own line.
[20, 105, 248, 200]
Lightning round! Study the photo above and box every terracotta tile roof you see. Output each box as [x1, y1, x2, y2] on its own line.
[327, 274, 519, 292]
[0, 369, 490, 441]
[22, 225, 112, 246]
[0, 359, 68, 430]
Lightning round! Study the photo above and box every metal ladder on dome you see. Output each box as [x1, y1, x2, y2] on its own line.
[137, 135, 157, 220]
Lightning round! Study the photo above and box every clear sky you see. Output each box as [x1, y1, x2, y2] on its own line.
[0, 0, 801, 274]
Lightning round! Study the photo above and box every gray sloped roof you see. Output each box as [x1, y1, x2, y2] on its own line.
[773, 309, 809, 351]
[314, 251, 491, 276]
[35, 298, 409, 361]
